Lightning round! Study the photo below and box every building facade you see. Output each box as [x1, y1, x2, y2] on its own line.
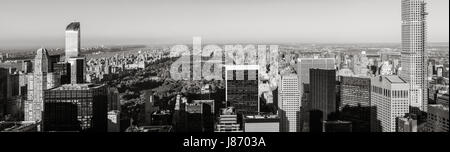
[279, 74, 300, 132]
[225, 65, 259, 115]
[370, 76, 410, 132]
[65, 22, 80, 60]
[400, 0, 428, 112]
[43, 84, 108, 132]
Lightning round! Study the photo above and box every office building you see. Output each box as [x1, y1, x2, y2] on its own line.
[22, 60, 33, 74]
[309, 69, 336, 132]
[65, 22, 80, 59]
[54, 62, 71, 85]
[243, 114, 280, 132]
[340, 76, 371, 108]
[424, 104, 448, 132]
[25, 48, 49, 122]
[185, 103, 211, 132]
[297, 57, 335, 96]
[370, 76, 410, 132]
[278, 74, 300, 132]
[43, 84, 108, 132]
[216, 107, 242, 132]
[225, 65, 259, 115]
[68, 57, 86, 84]
[400, 0, 429, 112]
[0, 68, 7, 117]
[339, 76, 371, 132]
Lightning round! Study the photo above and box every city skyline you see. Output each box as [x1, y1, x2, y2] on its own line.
[0, 0, 449, 49]
[0, 0, 448, 134]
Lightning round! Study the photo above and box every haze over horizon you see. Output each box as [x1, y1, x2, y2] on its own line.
[1, 0, 448, 49]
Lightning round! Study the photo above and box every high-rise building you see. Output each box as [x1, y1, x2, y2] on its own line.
[370, 76, 410, 132]
[68, 57, 86, 84]
[46, 72, 60, 89]
[243, 114, 280, 132]
[43, 84, 108, 132]
[185, 103, 211, 132]
[424, 104, 448, 132]
[309, 69, 336, 132]
[0, 68, 8, 117]
[400, 0, 429, 113]
[54, 62, 71, 85]
[65, 22, 80, 60]
[297, 57, 335, 95]
[22, 60, 33, 73]
[25, 48, 49, 122]
[225, 65, 259, 115]
[340, 76, 371, 108]
[339, 76, 371, 132]
[278, 74, 300, 132]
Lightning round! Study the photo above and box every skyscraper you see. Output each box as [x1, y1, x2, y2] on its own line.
[25, 48, 49, 121]
[339, 76, 371, 132]
[309, 69, 336, 132]
[225, 65, 259, 115]
[297, 57, 335, 93]
[400, 0, 428, 112]
[279, 74, 300, 132]
[65, 22, 80, 60]
[370, 76, 409, 132]
[68, 57, 86, 84]
[340, 76, 371, 108]
[43, 84, 108, 132]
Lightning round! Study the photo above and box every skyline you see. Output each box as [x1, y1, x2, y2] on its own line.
[0, 0, 449, 49]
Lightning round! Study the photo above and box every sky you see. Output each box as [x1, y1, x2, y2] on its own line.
[0, 0, 448, 49]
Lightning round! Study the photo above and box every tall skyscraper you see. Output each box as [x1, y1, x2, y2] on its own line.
[225, 65, 259, 115]
[370, 76, 410, 132]
[0, 68, 8, 117]
[297, 57, 335, 92]
[339, 76, 371, 132]
[309, 69, 336, 132]
[25, 48, 49, 121]
[340, 76, 371, 108]
[65, 22, 80, 60]
[279, 74, 300, 132]
[400, 0, 428, 112]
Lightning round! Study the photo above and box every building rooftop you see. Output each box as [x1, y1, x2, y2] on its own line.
[385, 75, 406, 83]
[66, 22, 80, 31]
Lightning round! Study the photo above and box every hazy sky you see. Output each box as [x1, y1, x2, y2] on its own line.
[0, 0, 448, 49]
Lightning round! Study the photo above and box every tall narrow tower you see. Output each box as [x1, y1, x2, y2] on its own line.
[65, 22, 80, 60]
[400, 0, 428, 112]
[25, 48, 49, 121]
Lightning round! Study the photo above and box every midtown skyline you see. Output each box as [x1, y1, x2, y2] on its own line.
[0, 0, 448, 49]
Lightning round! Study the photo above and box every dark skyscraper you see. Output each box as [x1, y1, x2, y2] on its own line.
[309, 69, 336, 132]
[225, 65, 259, 115]
[43, 84, 108, 132]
